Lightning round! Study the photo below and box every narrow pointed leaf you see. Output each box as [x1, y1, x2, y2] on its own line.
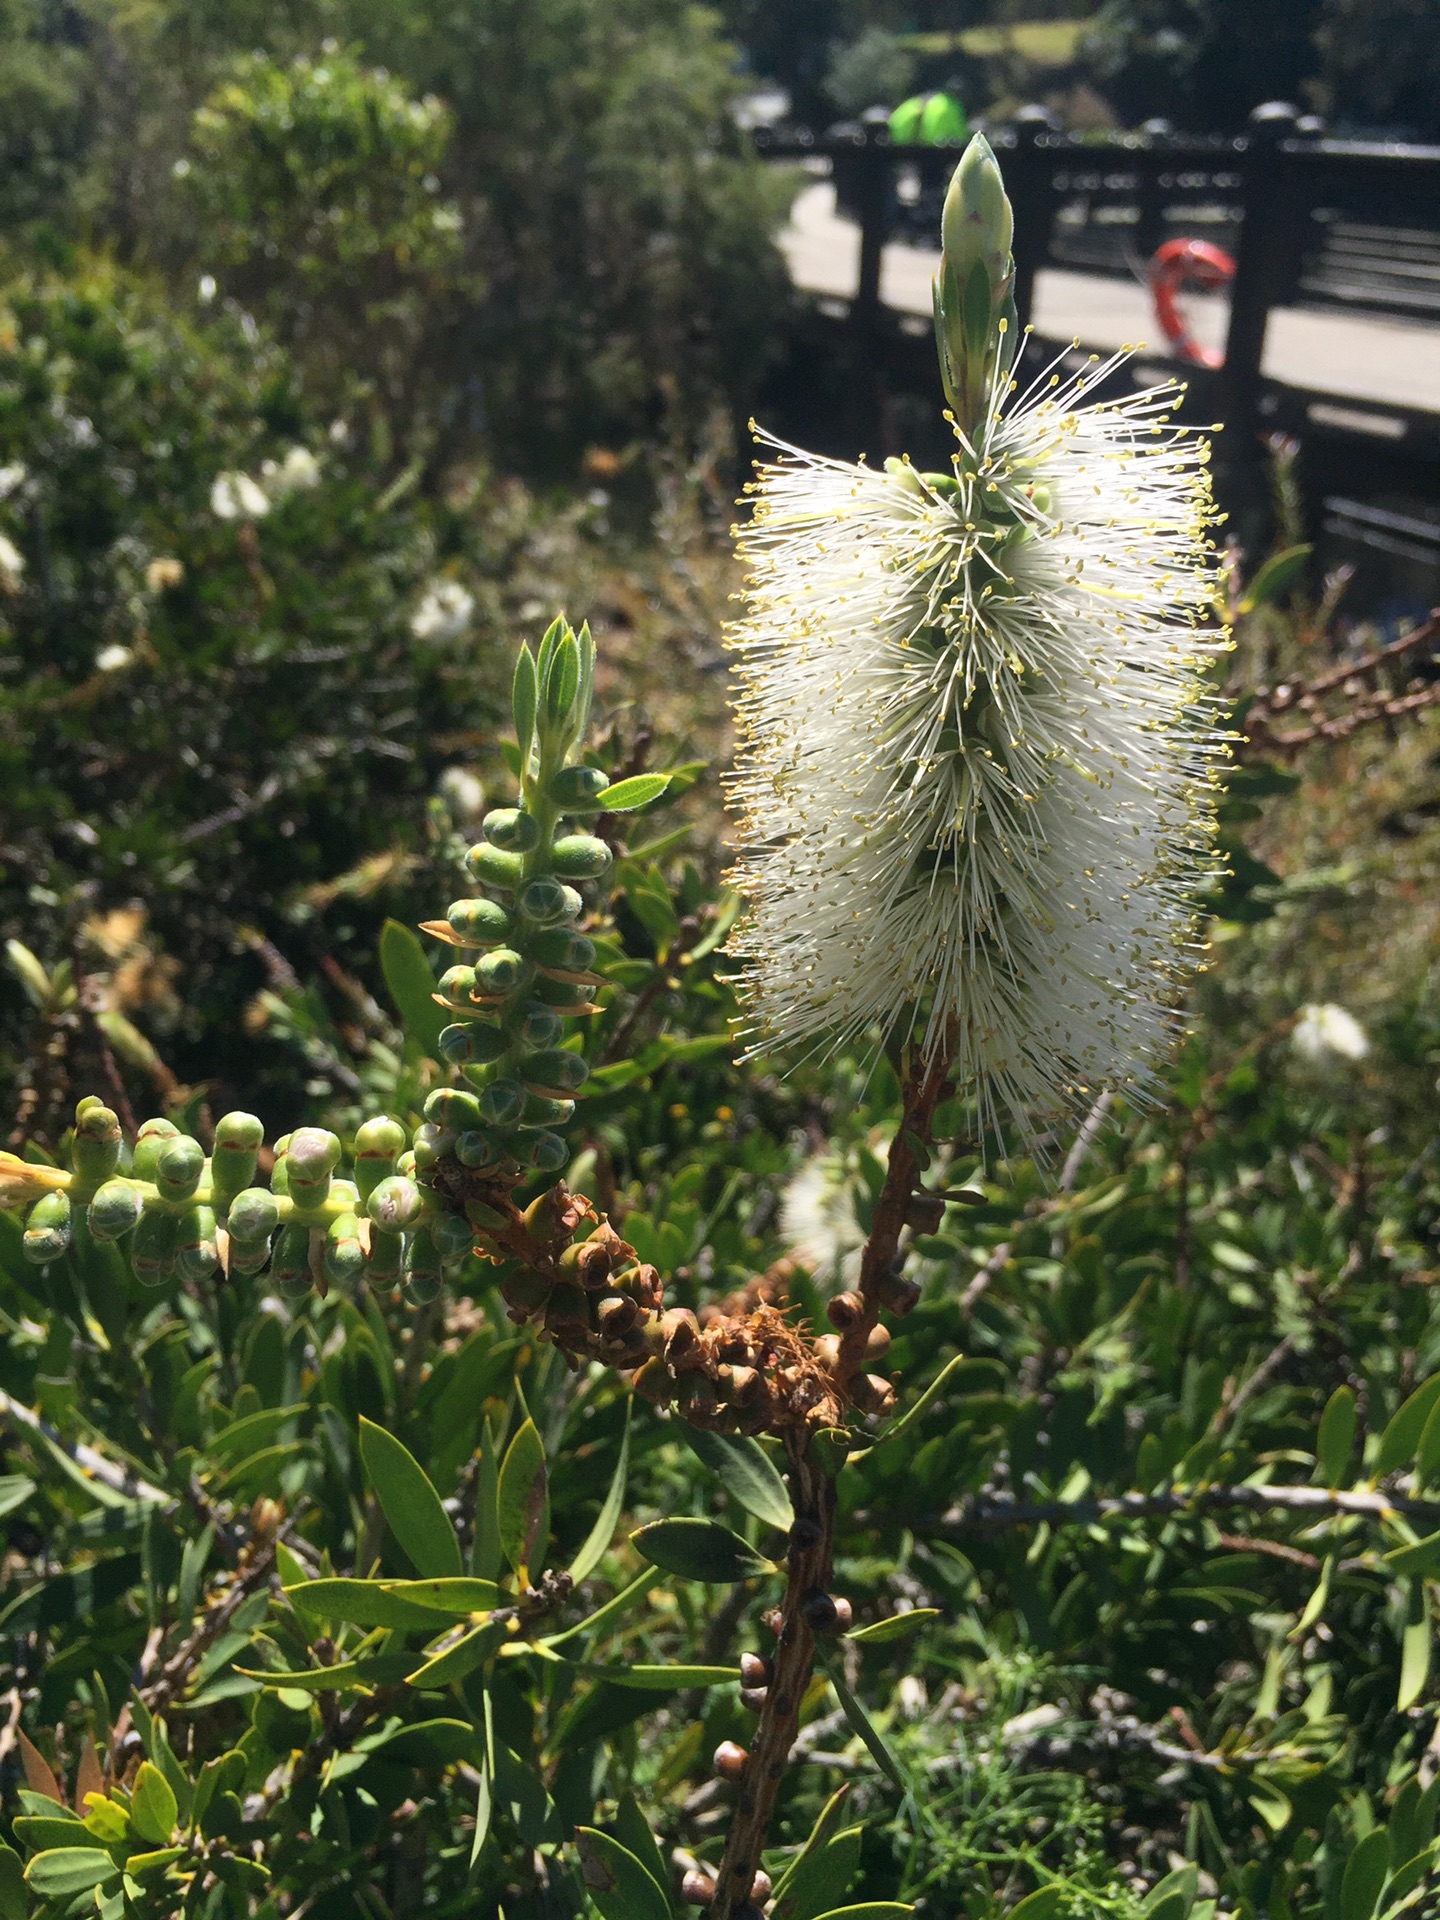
[817, 1647, 905, 1790]
[359, 1416, 462, 1578]
[574, 1829, 669, 1920]
[683, 1426, 793, 1532]
[569, 1400, 630, 1584]
[600, 773, 671, 812]
[379, 921, 447, 1058]
[497, 1415, 549, 1582]
[631, 1517, 774, 1584]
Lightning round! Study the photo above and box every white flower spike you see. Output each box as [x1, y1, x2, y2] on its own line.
[1292, 1003, 1369, 1069]
[725, 135, 1230, 1141]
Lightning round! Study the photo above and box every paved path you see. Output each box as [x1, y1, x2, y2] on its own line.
[780, 182, 1440, 415]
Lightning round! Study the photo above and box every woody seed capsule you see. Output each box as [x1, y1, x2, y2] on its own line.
[712, 1741, 748, 1781]
[739, 1652, 772, 1688]
[681, 1871, 715, 1907]
[826, 1289, 865, 1331]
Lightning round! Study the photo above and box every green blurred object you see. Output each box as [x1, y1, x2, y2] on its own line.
[888, 88, 971, 146]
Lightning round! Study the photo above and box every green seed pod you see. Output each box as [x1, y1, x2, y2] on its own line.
[446, 898, 513, 946]
[550, 834, 611, 881]
[411, 1122, 455, 1171]
[521, 1093, 575, 1129]
[131, 1205, 180, 1286]
[404, 1228, 444, 1304]
[173, 1205, 220, 1284]
[438, 1020, 508, 1068]
[73, 1102, 122, 1187]
[87, 1178, 143, 1242]
[285, 1128, 341, 1200]
[155, 1134, 205, 1204]
[477, 1078, 526, 1128]
[364, 1226, 403, 1285]
[514, 1003, 564, 1050]
[228, 1232, 274, 1276]
[526, 1132, 569, 1174]
[132, 1116, 181, 1183]
[211, 1111, 263, 1206]
[482, 808, 542, 853]
[515, 877, 582, 927]
[324, 1212, 367, 1288]
[465, 844, 524, 892]
[548, 764, 610, 809]
[522, 1049, 589, 1094]
[529, 928, 595, 971]
[367, 1174, 427, 1233]
[476, 948, 535, 997]
[424, 1087, 484, 1131]
[226, 1186, 280, 1242]
[271, 1223, 314, 1297]
[455, 1129, 501, 1169]
[437, 963, 478, 1005]
[353, 1116, 407, 1202]
[23, 1190, 72, 1265]
[432, 1212, 474, 1262]
[396, 1149, 417, 1178]
[531, 976, 597, 1013]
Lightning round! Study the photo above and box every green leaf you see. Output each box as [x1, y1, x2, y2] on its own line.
[512, 644, 538, 772]
[817, 1647, 905, 1790]
[379, 920, 447, 1058]
[1375, 1376, 1440, 1478]
[1143, 1868, 1197, 1913]
[23, 1849, 120, 1897]
[1399, 1577, 1431, 1711]
[631, 1517, 774, 1584]
[544, 628, 580, 728]
[237, 1654, 416, 1692]
[0, 1843, 24, 1920]
[129, 1760, 177, 1846]
[1290, 1552, 1334, 1640]
[613, 1792, 672, 1917]
[285, 1577, 462, 1631]
[406, 1619, 508, 1690]
[12, 1819, 107, 1853]
[601, 773, 672, 812]
[543, 1566, 663, 1648]
[1316, 1385, 1357, 1489]
[1340, 1827, 1390, 1920]
[370, 1718, 483, 1767]
[0, 1476, 35, 1522]
[569, 1400, 630, 1584]
[497, 1412, 549, 1582]
[1010, 1896, 1064, 1920]
[846, 1609, 941, 1645]
[380, 1576, 504, 1613]
[1238, 542, 1311, 613]
[683, 1427, 793, 1531]
[359, 1416, 463, 1579]
[872, 1353, 999, 1452]
[574, 1828, 670, 1920]
[1383, 1532, 1440, 1579]
[1416, 1401, 1440, 1490]
[570, 1663, 741, 1691]
[770, 1790, 856, 1918]
[811, 1908, 915, 1920]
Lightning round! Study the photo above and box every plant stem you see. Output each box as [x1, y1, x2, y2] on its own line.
[709, 1432, 836, 1920]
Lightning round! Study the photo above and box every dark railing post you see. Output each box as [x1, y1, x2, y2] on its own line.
[1219, 100, 1300, 525]
[1006, 107, 1061, 335]
[852, 133, 888, 335]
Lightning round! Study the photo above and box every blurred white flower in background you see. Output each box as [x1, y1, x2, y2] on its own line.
[261, 445, 321, 496]
[437, 766, 485, 826]
[0, 534, 25, 583]
[1292, 1003, 1369, 1069]
[210, 471, 270, 521]
[145, 557, 184, 592]
[779, 1131, 890, 1285]
[96, 645, 133, 672]
[0, 464, 26, 503]
[411, 579, 475, 644]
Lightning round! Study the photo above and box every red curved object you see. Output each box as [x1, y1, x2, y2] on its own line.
[1149, 237, 1236, 369]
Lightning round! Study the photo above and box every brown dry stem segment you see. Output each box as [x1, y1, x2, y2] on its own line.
[709, 1434, 836, 1920]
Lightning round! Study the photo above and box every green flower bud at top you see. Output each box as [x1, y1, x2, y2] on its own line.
[211, 1111, 263, 1204]
[227, 1186, 280, 1244]
[155, 1134, 205, 1203]
[455, 1128, 502, 1169]
[550, 834, 611, 881]
[526, 1131, 570, 1174]
[439, 1020, 508, 1068]
[466, 844, 524, 893]
[522, 1048, 589, 1094]
[324, 1212, 367, 1288]
[23, 1190, 72, 1264]
[131, 1206, 180, 1285]
[482, 807, 542, 853]
[432, 1211, 474, 1261]
[437, 963, 478, 1005]
[270, 1222, 313, 1298]
[476, 948, 534, 997]
[548, 763, 610, 809]
[515, 876, 582, 926]
[88, 1178, 143, 1242]
[447, 898, 512, 946]
[173, 1204, 219, 1284]
[934, 133, 1018, 433]
[132, 1116, 181, 1183]
[424, 1086, 483, 1131]
[477, 1077, 525, 1128]
[72, 1102, 122, 1187]
[352, 1115, 407, 1202]
[515, 1003, 564, 1050]
[75, 1094, 106, 1122]
[530, 927, 595, 972]
[285, 1127, 341, 1197]
[367, 1173, 428, 1232]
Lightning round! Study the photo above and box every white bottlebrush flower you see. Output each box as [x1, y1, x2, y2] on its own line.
[1292, 1003, 1369, 1068]
[211, 471, 271, 521]
[95, 644, 134, 672]
[0, 464, 26, 503]
[725, 137, 1229, 1141]
[778, 1141, 881, 1286]
[0, 532, 24, 581]
[261, 445, 322, 497]
[411, 579, 475, 644]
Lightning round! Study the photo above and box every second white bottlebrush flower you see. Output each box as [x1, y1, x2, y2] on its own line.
[725, 135, 1231, 1139]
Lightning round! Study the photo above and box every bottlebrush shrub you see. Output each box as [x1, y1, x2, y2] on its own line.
[4, 146, 1440, 1920]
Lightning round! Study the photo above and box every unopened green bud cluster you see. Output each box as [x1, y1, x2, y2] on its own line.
[22, 1096, 453, 1306]
[417, 616, 616, 1182]
[934, 133, 1019, 435]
